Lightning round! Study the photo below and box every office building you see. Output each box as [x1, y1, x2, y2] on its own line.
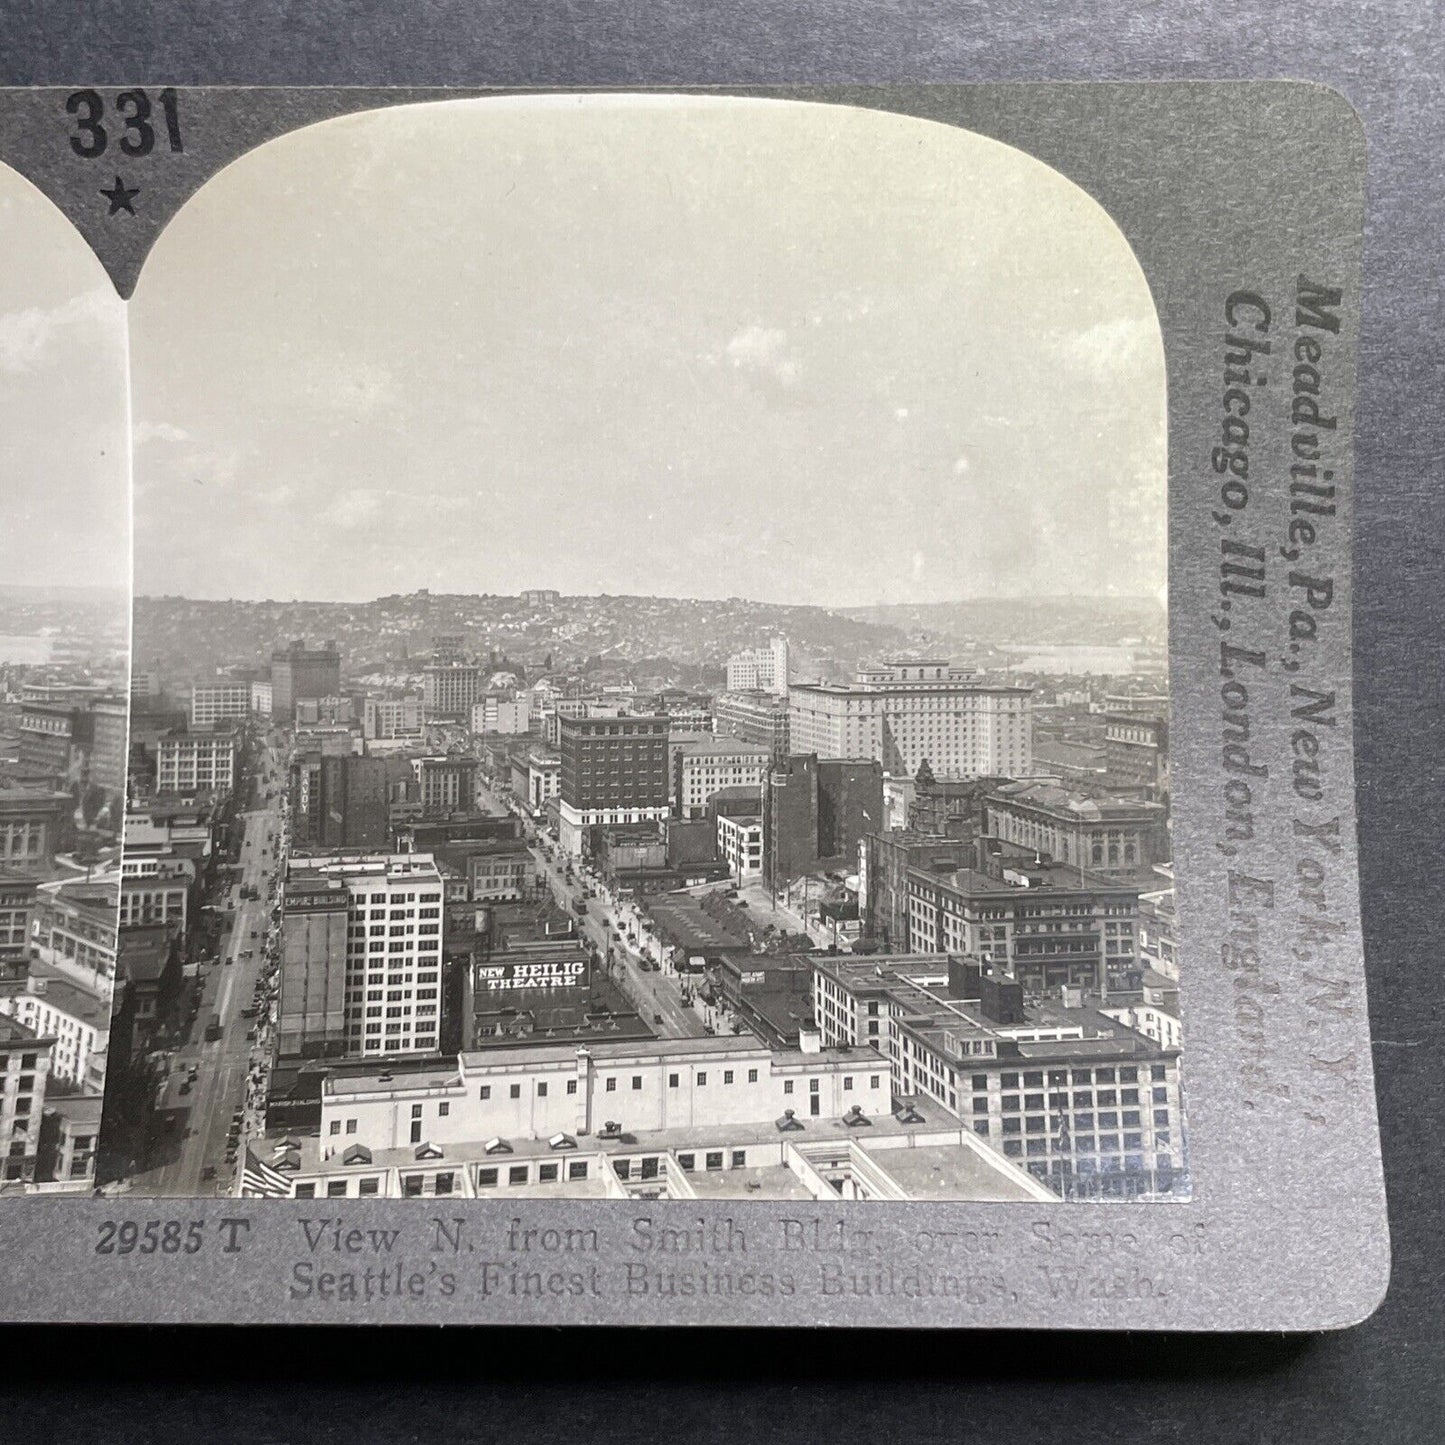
[471, 694, 532, 736]
[1104, 696, 1171, 801]
[812, 953, 1185, 1198]
[423, 664, 482, 720]
[0, 963, 110, 1093]
[364, 694, 426, 741]
[0, 873, 38, 965]
[156, 731, 236, 795]
[763, 754, 883, 889]
[417, 756, 479, 816]
[859, 832, 977, 952]
[0, 1015, 53, 1187]
[726, 637, 789, 695]
[30, 880, 118, 998]
[985, 781, 1170, 879]
[0, 788, 72, 872]
[271, 640, 342, 718]
[557, 714, 671, 856]
[283, 852, 446, 1058]
[276, 873, 352, 1060]
[190, 683, 251, 728]
[251, 680, 273, 717]
[119, 852, 196, 935]
[905, 849, 1142, 999]
[788, 661, 1032, 779]
[673, 736, 770, 819]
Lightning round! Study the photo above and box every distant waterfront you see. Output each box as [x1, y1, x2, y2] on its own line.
[1003, 644, 1163, 676]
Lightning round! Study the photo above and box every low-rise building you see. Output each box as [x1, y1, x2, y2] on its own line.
[985, 780, 1169, 880]
[812, 953, 1186, 1199]
[716, 812, 764, 880]
[30, 879, 118, 1000]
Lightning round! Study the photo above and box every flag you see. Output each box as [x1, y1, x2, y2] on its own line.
[240, 1147, 291, 1198]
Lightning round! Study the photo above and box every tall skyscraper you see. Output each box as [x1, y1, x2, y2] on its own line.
[557, 714, 671, 855]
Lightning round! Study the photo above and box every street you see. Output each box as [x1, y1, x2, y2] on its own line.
[131, 739, 286, 1196]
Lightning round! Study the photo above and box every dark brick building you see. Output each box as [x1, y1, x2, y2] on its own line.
[763, 754, 883, 890]
[557, 714, 671, 855]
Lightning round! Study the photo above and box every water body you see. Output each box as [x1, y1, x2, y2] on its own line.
[1003, 644, 1159, 675]
[0, 635, 52, 664]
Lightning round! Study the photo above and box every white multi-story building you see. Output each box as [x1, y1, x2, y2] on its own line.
[0, 965, 109, 1093]
[673, 736, 770, 818]
[788, 662, 1032, 780]
[156, 732, 236, 794]
[726, 637, 789, 696]
[190, 683, 251, 728]
[283, 853, 446, 1058]
[364, 695, 425, 741]
[250, 680, 273, 717]
[471, 695, 531, 736]
[716, 812, 764, 879]
[119, 852, 195, 934]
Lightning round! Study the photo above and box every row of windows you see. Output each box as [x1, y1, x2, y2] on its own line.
[970, 1065, 1164, 1091]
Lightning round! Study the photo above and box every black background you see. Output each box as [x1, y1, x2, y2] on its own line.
[0, 3, 1440, 1440]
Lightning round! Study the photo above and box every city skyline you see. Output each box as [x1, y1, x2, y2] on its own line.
[130, 94, 1166, 609]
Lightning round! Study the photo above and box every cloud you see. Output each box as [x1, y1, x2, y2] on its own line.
[715, 324, 798, 387]
[1056, 315, 1159, 377]
[0, 289, 116, 375]
[133, 420, 190, 445]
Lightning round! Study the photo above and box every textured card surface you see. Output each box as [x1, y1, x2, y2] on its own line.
[0, 83, 1386, 1329]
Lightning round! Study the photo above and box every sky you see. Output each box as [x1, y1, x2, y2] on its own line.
[0, 167, 129, 593]
[129, 94, 1166, 608]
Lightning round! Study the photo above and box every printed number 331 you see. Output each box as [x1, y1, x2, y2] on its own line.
[66, 88, 184, 159]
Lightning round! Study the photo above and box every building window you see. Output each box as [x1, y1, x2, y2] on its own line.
[510, 1084, 521, 1100]
[723, 1070, 734, 1086]
[508, 1165, 529, 1185]
[705, 1151, 724, 1171]
[538, 1163, 559, 1182]
[843, 1077, 853, 1092]
[631, 1076, 642, 1091]
[748, 1069, 758, 1084]
[783, 1080, 794, 1095]
[668, 1073, 679, 1088]
[568, 1161, 588, 1181]
[359, 1178, 380, 1195]
[696, 1073, 707, 1087]
[411, 1104, 423, 1120]
[438, 1102, 450, 1117]
[329, 1120, 341, 1135]
[566, 1079, 577, 1095]
[295, 1183, 316, 1199]
[345, 1120, 357, 1135]
[605, 1077, 617, 1093]
[480, 1086, 491, 1100]
[678, 1153, 695, 1172]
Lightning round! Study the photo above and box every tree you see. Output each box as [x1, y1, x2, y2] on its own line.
[915, 758, 936, 787]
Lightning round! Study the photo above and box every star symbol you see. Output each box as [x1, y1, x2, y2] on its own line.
[100, 175, 139, 216]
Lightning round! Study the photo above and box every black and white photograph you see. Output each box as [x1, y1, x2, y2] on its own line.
[96, 94, 1187, 1207]
[0, 161, 128, 1196]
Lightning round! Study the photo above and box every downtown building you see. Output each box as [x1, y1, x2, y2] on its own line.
[556, 714, 671, 856]
[280, 853, 446, 1060]
[190, 682, 252, 728]
[788, 662, 1032, 780]
[673, 736, 771, 819]
[763, 754, 883, 890]
[1103, 694, 1171, 802]
[156, 730, 236, 795]
[0, 1014, 54, 1188]
[811, 953, 1185, 1199]
[984, 780, 1170, 880]
[726, 637, 789, 695]
[271, 640, 342, 719]
[363, 694, 425, 741]
[423, 664, 482, 720]
[713, 690, 791, 759]
[903, 847, 1143, 1000]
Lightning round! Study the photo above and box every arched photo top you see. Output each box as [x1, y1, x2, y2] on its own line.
[129, 93, 1165, 611]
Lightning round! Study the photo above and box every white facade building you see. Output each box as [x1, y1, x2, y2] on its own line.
[716, 813, 764, 879]
[284, 853, 446, 1058]
[674, 737, 770, 818]
[364, 695, 425, 740]
[190, 683, 251, 728]
[471, 695, 532, 735]
[156, 733, 236, 795]
[788, 662, 1032, 779]
[726, 637, 789, 696]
